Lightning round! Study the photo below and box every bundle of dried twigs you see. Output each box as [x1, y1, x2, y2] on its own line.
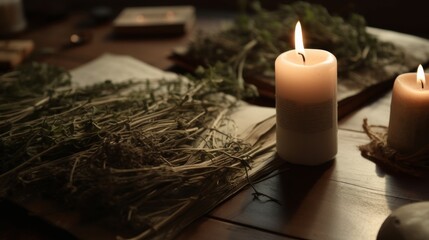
[0, 63, 277, 239]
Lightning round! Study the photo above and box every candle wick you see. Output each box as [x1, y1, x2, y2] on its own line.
[298, 52, 306, 64]
[421, 80, 424, 90]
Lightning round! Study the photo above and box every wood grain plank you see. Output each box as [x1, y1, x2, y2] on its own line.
[207, 129, 429, 240]
[178, 217, 296, 240]
[13, 196, 297, 240]
[333, 130, 429, 200]
[210, 175, 410, 240]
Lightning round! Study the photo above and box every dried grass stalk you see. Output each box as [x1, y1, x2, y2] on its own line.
[0, 64, 278, 239]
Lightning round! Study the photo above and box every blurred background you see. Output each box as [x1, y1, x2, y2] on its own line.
[22, 0, 429, 38]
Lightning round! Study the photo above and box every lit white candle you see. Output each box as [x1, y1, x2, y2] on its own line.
[275, 21, 338, 165]
[388, 65, 429, 153]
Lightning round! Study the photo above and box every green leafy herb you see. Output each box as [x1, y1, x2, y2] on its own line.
[186, 1, 404, 81]
[0, 62, 71, 101]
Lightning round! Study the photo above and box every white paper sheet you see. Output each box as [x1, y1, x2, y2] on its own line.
[70, 53, 277, 140]
[70, 53, 178, 87]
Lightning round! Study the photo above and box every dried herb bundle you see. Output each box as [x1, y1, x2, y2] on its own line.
[185, 1, 403, 81]
[0, 63, 276, 239]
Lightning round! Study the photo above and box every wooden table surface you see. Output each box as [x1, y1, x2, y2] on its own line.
[1, 9, 429, 240]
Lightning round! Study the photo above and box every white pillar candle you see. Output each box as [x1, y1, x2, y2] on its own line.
[388, 65, 429, 153]
[275, 22, 337, 165]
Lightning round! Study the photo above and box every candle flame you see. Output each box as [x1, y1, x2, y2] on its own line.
[294, 21, 305, 56]
[417, 64, 425, 89]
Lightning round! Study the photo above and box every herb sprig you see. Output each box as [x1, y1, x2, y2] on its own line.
[186, 1, 403, 82]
